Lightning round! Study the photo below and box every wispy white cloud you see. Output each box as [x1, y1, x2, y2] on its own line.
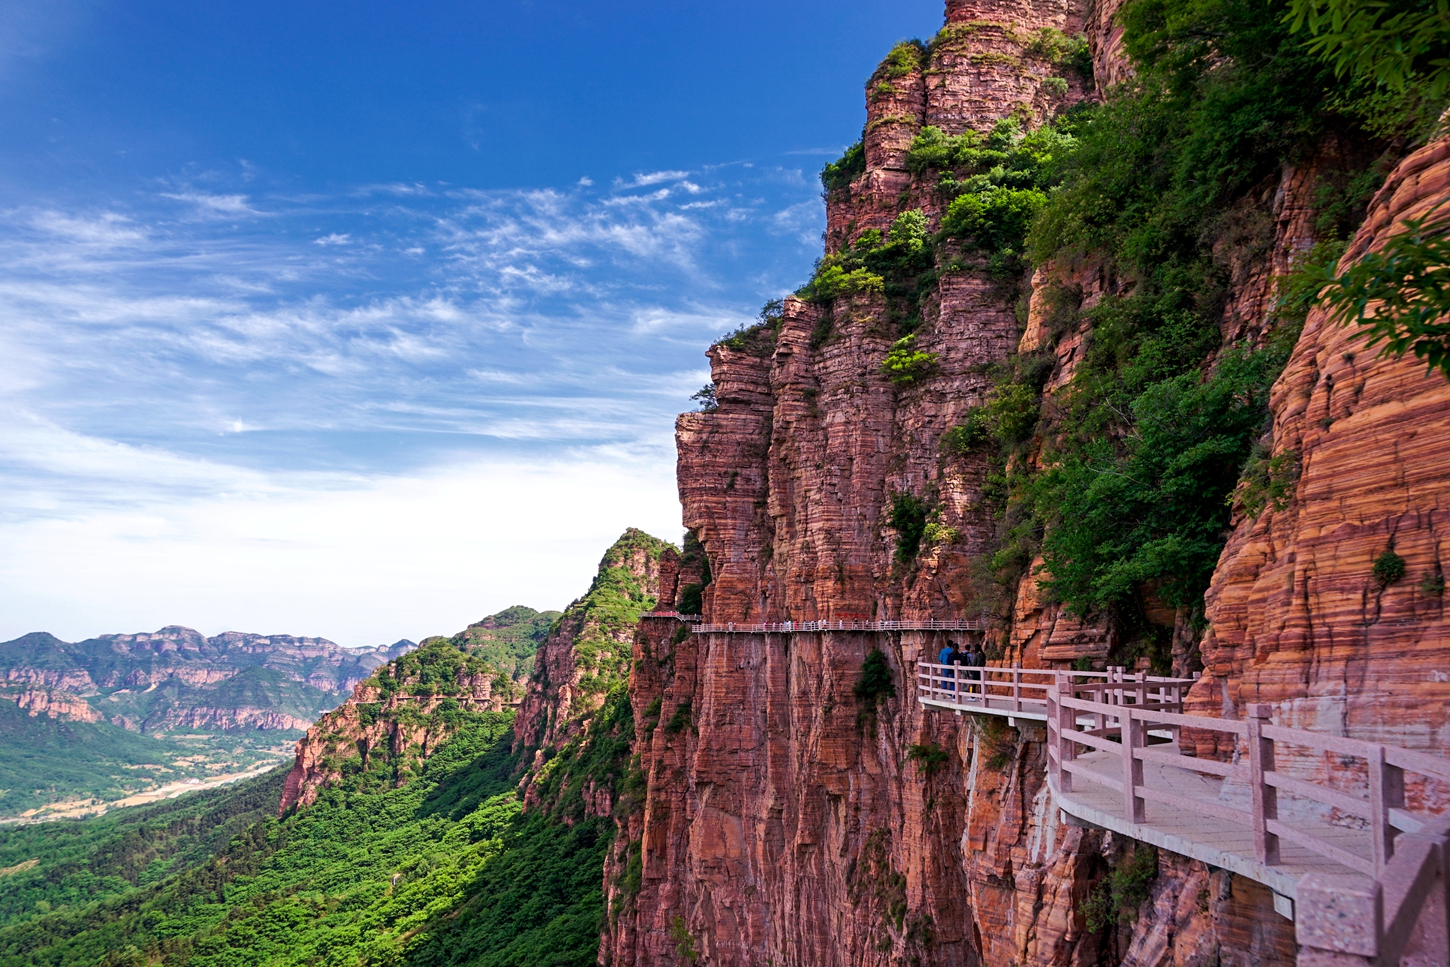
[161, 191, 259, 217]
[771, 199, 825, 245]
[617, 170, 691, 188]
[29, 211, 146, 247]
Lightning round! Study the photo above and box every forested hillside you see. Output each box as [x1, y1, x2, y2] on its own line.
[0, 535, 665, 966]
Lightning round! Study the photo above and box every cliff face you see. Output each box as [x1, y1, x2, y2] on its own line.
[604, 1, 1105, 960]
[601, 0, 1449, 964]
[10, 687, 101, 723]
[1193, 138, 1450, 763]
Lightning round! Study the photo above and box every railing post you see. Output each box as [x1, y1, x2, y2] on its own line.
[1247, 703, 1280, 866]
[1368, 743, 1405, 874]
[1012, 665, 1021, 713]
[1122, 708, 1146, 823]
[1056, 678, 1075, 794]
[1047, 684, 1060, 788]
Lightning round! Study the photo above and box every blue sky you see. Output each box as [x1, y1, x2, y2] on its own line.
[0, 0, 942, 645]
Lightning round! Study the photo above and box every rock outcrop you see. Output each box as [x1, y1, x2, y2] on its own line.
[7, 687, 102, 723]
[512, 529, 671, 809]
[278, 643, 512, 814]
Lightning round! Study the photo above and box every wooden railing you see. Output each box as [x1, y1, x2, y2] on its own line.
[918, 662, 1191, 719]
[1045, 677, 1450, 964]
[693, 618, 989, 634]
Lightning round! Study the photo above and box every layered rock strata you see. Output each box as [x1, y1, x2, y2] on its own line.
[600, 1, 1450, 965]
[1192, 136, 1450, 782]
[7, 687, 102, 723]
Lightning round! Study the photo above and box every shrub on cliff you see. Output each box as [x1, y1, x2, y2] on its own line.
[880, 334, 939, 386]
[940, 408, 991, 455]
[1031, 347, 1283, 617]
[1081, 845, 1159, 932]
[1024, 27, 1093, 75]
[800, 220, 937, 333]
[876, 40, 927, 80]
[887, 493, 931, 562]
[926, 117, 1076, 275]
[821, 139, 866, 194]
[1373, 546, 1407, 587]
[906, 742, 951, 777]
[712, 300, 782, 359]
[853, 649, 896, 733]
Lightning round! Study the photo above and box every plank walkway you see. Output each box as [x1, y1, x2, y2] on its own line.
[917, 663, 1188, 726]
[1053, 740, 1372, 902]
[916, 665, 1450, 964]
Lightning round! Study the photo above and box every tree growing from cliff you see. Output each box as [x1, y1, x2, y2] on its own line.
[880, 334, 939, 386]
[1314, 209, 1450, 379]
[690, 384, 718, 411]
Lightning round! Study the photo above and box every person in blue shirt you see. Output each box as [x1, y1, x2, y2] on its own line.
[937, 641, 957, 692]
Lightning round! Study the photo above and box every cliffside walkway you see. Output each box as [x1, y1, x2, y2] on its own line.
[917, 662, 1192, 727]
[690, 618, 990, 634]
[917, 664, 1450, 965]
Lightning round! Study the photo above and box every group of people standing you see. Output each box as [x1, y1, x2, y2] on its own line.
[936, 639, 986, 695]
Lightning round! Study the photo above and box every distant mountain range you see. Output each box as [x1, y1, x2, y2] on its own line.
[0, 608, 559, 818]
[0, 626, 418, 818]
[0, 626, 415, 734]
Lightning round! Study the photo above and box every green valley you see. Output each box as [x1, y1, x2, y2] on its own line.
[0, 532, 667, 966]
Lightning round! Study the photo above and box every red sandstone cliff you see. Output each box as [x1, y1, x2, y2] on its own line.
[599, 1, 1449, 964]
[6, 688, 102, 723]
[1192, 138, 1450, 767]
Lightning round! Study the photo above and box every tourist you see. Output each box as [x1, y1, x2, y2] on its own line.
[937, 640, 956, 693]
[967, 643, 983, 698]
